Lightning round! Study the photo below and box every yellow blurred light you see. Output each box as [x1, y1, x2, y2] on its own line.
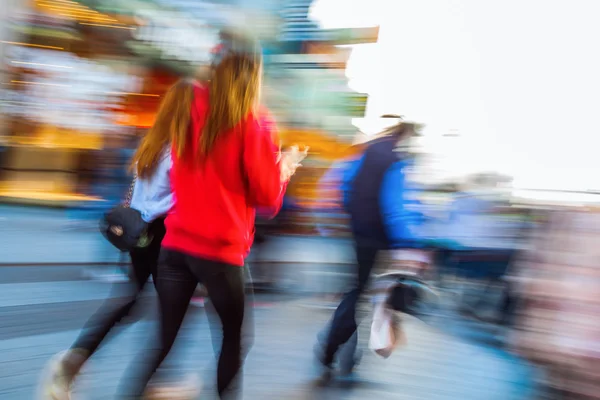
[55, 0, 85, 5]
[51, 9, 117, 20]
[106, 92, 160, 97]
[0, 41, 64, 50]
[79, 22, 135, 30]
[38, 1, 119, 23]
[38, 0, 88, 9]
[11, 61, 72, 68]
[11, 80, 70, 87]
[47, 6, 101, 15]
[58, 13, 118, 23]
[52, 9, 116, 19]
[53, 0, 86, 4]
[79, 23, 134, 29]
[39, 4, 89, 12]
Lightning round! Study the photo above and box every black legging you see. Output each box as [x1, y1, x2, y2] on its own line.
[119, 249, 247, 399]
[323, 242, 379, 366]
[71, 217, 165, 359]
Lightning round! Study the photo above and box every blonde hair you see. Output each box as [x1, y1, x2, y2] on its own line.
[133, 32, 263, 171]
[131, 79, 195, 178]
[198, 32, 262, 157]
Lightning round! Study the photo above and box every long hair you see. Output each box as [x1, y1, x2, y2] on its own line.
[199, 30, 262, 157]
[131, 79, 195, 178]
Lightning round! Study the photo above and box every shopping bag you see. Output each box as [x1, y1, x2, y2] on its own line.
[368, 302, 405, 358]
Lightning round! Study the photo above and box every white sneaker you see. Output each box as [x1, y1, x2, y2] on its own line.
[37, 351, 75, 400]
[144, 374, 202, 400]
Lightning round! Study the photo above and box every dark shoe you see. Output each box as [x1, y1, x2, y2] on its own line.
[337, 331, 361, 376]
[313, 340, 334, 385]
[315, 364, 334, 386]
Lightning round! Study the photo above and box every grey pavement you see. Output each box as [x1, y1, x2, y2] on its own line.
[0, 281, 115, 307]
[0, 279, 542, 400]
[0, 204, 357, 298]
[0, 203, 136, 264]
[0, 266, 97, 284]
[0, 205, 355, 265]
[0, 205, 543, 399]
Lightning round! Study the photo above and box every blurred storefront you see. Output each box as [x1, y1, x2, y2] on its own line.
[1, 0, 111, 204]
[0, 0, 271, 206]
[0, 0, 379, 220]
[0, 0, 201, 205]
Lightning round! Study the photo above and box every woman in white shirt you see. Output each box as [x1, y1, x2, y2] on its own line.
[40, 80, 194, 400]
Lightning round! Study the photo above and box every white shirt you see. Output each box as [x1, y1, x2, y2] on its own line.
[129, 150, 173, 223]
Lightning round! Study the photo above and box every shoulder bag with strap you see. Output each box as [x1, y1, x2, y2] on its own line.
[99, 174, 149, 251]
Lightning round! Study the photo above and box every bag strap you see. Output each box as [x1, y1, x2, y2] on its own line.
[124, 174, 137, 207]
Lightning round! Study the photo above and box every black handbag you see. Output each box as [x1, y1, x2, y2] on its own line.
[100, 175, 149, 251]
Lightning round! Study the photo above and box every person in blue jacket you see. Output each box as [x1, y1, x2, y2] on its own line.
[317, 117, 426, 376]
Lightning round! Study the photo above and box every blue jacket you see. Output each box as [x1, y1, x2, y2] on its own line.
[341, 135, 426, 249]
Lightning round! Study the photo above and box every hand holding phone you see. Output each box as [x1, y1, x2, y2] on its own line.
[280, 145, 309, 181]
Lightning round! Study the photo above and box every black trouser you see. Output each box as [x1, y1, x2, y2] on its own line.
[71, 217, 166, 357]
[323, 242, 379, 366]
[499, 280, 517, 327]
[206, 264, 255, 363]
[119, 249, 246, 399]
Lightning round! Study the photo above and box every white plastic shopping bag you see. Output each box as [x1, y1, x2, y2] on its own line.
[368, 302, 405, 358]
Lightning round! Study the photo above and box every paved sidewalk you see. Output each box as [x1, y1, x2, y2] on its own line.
[0, 281, 115, 307]
[0, 281, 540, 399]
[0, 204, 357, 297]
[0, 205, 354, 265]
[0, 206, 542, 399]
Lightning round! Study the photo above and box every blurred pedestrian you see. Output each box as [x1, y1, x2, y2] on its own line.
[510, 208, 600, 398]
[118, 29, 306, 400]
[315, 118, 427, 379]
[38, 81, 192, 400]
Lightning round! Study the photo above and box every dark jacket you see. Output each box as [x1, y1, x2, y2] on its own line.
[342, 135, 425, 249]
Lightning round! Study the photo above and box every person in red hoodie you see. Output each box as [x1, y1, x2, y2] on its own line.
[119, 30, 306, 399]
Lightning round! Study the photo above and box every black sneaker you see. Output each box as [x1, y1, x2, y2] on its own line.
[313, 341, 334, 384]
[337, 331, 362, 376]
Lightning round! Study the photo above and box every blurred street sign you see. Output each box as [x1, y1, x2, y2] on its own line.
[344, 93, 368, 117]
[268, 53, 348, 69]
[322, 26, 380, 45]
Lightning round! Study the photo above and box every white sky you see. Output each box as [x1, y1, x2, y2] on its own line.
[311, 0, 600, 190]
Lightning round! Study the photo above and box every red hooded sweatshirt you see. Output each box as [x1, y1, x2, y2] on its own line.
[161, 84, 286, 266]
